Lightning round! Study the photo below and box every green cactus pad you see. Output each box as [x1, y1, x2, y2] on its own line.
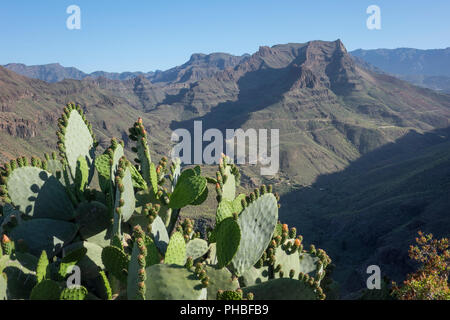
[242, 278, 321, 300]
[62, 109, 95, 179]
[36, 250, 49, 283]
[273, 243, 301, 280]
[190, 185, 208, 206]
[149, 162, 158, 195]
[75, 201, 111, 244]
[60, 286, 88, 300]
[164, 232, 186, 265]
[44, 159, 65, 185]
[145, 264, 207, 300]
[5, 166, 74, 220]
[63, 241, 104, 281]
[9, 218, 78, 257]
[110, 143, 124, 182]
[29, 279, 61, 300]
[206, 244, 218, 265]
[204, 265, 239, 300]
[94, 154, 111, 194]
[0, 273, 6, 300]
[221, 165, 236, 201]
[231, 193, 278, 276]
[0, 254, 37, 299]
[216, 200, 234, 225]
[59, 246, 87, 279]
[149, 216, 169, 255]
[101, 246, 129, 283]
[240, 265, 270, 287]
[216, 218, 241, 268]
[127, 241, 146, 300]
[232, 194, 246, 214]
[75, 155, 89, 193]
[185, 238, 209, 261]
[299, 252, 322, 280]
[130, 164, 147, 190]
[144, 236, 160, 266]
[96, 270, 112, 300]
[169, 175, 207, 209]
[217, 290, 243, 300]
[114, 165, 136, 223]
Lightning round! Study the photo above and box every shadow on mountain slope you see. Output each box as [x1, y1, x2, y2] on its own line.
[169, 63, 301, 133]
[280, 126, 450, 298]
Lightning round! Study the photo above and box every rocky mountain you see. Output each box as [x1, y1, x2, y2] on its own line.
[1, 39, 449, 297]
[2, 52, 248, 84]
[3, 63, 88, 83]
[350, 47, 450, 92]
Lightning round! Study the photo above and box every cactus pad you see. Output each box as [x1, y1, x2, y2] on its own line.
[169, 175, 207, 209]
[231, 193, 278, 276]
[9, 218, 78, 257]
[5, 166, 74, 220]
[242, 278, 322, 300]
[60, 286, 88, 300]
[29, 279, 61, 300]
[164, 232, 186, 265]
[204, 265, 239, 300]
[216, 218, 241, 268]
[185, 238, 209, 261]
[60, 107, 95, 179]
[101, 246, 129, 283]
[145, 264, 207, 300]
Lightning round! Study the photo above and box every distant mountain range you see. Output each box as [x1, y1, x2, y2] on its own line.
[4, 47, 450, 93]
[350, 47, 450, 92]
[3, 52, 250, 84]
[1, 40, 449, 298]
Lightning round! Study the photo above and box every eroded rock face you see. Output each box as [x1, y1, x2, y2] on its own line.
[0, 118, 37, 138]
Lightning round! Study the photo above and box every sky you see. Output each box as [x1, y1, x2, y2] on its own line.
[0, 0, 449, 73]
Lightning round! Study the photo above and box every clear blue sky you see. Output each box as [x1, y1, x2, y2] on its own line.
[1, 0, 449, 73]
